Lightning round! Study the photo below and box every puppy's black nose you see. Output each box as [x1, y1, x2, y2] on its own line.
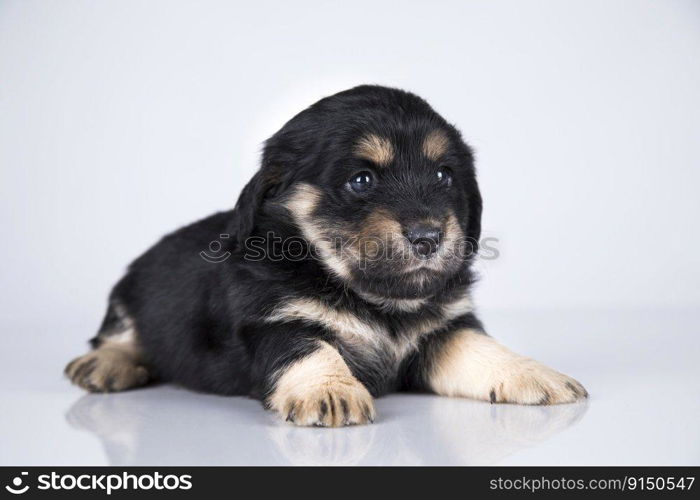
[405, 225, 441, 257]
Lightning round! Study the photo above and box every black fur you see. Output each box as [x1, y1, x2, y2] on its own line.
[82, 85, 485, 403]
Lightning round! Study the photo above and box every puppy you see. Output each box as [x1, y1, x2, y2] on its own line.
[65, 85, 587, 427]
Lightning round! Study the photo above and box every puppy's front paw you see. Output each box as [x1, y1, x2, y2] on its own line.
[491, 359, 588, 405]
[267, 341, 376, 427]
[276, 378, 375, 427]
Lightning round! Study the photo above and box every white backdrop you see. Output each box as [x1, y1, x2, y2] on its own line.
[2, 0, 699, 332]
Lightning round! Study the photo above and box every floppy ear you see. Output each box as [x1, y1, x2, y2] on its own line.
[229, 167, 286, 250]
[229, 105, 320, 248]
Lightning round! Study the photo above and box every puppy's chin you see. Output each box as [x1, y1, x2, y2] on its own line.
[349, 268, 451, 301]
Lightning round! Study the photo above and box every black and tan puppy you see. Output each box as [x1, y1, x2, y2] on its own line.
[65, 85, 587, 426]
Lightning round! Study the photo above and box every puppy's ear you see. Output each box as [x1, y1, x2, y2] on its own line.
[229, 166, 287, 249]
[229, 112, 317, 249]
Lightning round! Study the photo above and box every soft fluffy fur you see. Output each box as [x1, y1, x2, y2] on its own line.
[66, 85, 587, 426]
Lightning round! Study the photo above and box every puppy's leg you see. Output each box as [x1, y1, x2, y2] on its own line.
[65, 301, 150, 393]
[420, 328, 587, 405]
[256, 330, 375, 427]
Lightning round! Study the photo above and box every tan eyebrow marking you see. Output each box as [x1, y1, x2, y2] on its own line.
[354, 134, 395, 166]
[422, 129, 450, 161]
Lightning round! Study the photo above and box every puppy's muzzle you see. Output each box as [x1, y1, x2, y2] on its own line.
[404, 224, 441, 257]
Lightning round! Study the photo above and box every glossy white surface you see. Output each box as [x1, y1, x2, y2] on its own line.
[2, 309, 698, 466]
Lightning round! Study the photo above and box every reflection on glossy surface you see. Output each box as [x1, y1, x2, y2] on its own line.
[65, 387, 587, 465]
[2, 310, 695, 465]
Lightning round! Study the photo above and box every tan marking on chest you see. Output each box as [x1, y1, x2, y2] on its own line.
[266, 297, 432, 362]
[267, 297, 386, 350]
[267, 291, 473, 363]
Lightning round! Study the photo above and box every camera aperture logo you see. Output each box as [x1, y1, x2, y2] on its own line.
[5, 472, 29, 495]
[200, 234, 232, 263]
[4, 471, 192, 495]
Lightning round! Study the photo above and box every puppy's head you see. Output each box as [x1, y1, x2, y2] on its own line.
[233, 85, 481, 299]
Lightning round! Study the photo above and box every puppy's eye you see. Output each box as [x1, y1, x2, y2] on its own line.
[348, 171, 374, 193]
[436, 167, 453, 187]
